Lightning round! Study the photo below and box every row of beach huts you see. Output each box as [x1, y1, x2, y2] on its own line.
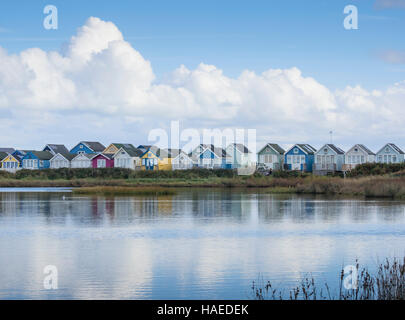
[0, 141, 402, 174]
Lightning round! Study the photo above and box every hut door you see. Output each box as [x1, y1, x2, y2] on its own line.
[292, 156, 301, 170]
[146, 158, 154, 170]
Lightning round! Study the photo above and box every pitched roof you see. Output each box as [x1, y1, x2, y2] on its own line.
[82, 141, 106, 152]
[164, 148, 191, 159]
[0, 152, 8, 161]
[165, 148, 181, 158]
[357, 144, 375, 155]
[377, 143, 404, 155]
[31, 151, 54, 160]
[137, 145, 152, 151]
[296, 144, 317, 154]
[258, 143, 285, 155]
[116, 146, 143, 158]
[52, 152, 76, 161]
[1, 153, 19, 162]
[94, 153, 114, 160]
[317, 144, 345, 155]
[197, 144, 229, 158]
[229, 143, 251, 154]
[388, 143, 404, 154]
[0, 148, 15, 153]
[111, 143, 136, 149]
[13, 150, 33, 156]
[147, 146, 169, 158]
[44, 144, 69, 154]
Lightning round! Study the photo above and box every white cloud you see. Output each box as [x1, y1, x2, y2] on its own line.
[374, 0, 405, 9]
[0, 16, 405, 151]
[378, 50, 405, 64]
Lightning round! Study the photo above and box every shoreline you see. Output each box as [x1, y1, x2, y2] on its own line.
[1, 174, 405, 199]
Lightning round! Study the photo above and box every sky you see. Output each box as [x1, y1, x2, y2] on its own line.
[0, 0, 405, 152]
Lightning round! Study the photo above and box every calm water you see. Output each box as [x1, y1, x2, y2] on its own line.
[0, 188, 405, 299]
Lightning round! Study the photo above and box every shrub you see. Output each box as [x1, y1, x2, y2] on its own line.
[348, 163, 405, 177]
[7, 168, 239, 181]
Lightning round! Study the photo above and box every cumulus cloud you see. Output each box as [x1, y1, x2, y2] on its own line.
[0, 16, 405, 151]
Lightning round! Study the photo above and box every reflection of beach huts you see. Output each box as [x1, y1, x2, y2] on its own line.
[0, 192, 19, 216]
[282, 196, 316, 221]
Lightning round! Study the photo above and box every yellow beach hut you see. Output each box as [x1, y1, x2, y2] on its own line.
[140, 146, 172, 171]
[1, 153, 21, 172]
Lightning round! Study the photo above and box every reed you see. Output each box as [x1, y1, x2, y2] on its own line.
[1, 169, 405, 199]
[251, 258, 405, 300]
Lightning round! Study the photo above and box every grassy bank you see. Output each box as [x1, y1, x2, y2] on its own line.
[1, 168, 405, 198]
[252, 258, 405, 300]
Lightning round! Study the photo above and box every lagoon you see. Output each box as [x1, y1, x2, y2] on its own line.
[0, 188, 404, 299]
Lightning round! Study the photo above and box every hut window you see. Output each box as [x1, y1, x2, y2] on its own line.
[97, 159, 106, 168]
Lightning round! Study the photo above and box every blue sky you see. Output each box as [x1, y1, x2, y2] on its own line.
[0, 0, 405, 151]
[1, 0, 404, 90]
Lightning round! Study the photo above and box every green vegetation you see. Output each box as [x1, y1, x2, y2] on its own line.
[5, 167, 237, 180]
[1, 166, 405, 199]
[347, 162, 405, 177]
[251, 258, 405, 300]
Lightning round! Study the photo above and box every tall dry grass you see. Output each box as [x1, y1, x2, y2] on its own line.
[1, 170, 405, 199]
[294, 176, 405, 198]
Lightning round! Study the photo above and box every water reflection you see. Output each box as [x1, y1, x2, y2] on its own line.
[0, 189, 405, 299]
[1, 189, 405, 228]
